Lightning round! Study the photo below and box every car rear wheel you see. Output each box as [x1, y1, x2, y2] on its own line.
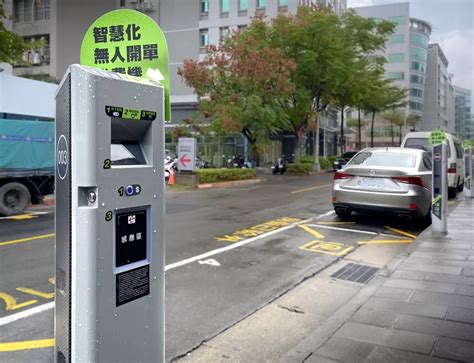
[457, 182, 464, 192]
[335, 208, 351, 219]
[448, 187, 457, 199]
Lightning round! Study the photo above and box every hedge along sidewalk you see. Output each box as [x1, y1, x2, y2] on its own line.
[195, 168, 261, 189]
[287, 163, 313, 175]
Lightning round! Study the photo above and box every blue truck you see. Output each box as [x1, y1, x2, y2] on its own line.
[0, 119, 55, 215]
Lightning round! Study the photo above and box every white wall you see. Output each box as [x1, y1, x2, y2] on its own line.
[0, 74, 57, 119]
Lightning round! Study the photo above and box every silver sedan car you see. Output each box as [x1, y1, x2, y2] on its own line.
[332, 148, 432, 221]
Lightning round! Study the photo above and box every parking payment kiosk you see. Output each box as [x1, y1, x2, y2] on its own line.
[55, 64, 165, 362]
[463, 140, 472, 199]
[429, 129, 448, 235]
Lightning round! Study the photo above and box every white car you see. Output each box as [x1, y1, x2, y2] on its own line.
[401, 131, 464, 198]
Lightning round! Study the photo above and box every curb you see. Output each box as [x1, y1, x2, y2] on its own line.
[197, 178, 263, 189]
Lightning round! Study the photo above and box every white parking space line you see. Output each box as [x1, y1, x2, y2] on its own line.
[306, 224, 378, 235]
[0, 211, 336, 326]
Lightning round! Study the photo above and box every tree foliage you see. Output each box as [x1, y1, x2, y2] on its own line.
[178, 30, 296, 158]
[0, 2, 28, 64]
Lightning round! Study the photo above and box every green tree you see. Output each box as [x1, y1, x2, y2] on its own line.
[406, 113, 420, 132]
[381, 109, 404, 146]
[0, 2, 28, 64]
[178, 32, 296, 161]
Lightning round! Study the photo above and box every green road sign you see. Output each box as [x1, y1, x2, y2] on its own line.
[462, 140, 472, 150]
[80, 9, 170, 121]
[428, 129, 447, 146]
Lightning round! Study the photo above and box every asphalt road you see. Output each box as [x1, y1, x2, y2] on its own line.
[0, 171, 452, 362]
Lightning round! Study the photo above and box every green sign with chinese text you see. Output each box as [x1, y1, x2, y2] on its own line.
[80, 9, 170, 121]
[428, 129, 447, 146]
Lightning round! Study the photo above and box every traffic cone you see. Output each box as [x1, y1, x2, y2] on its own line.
[168, 168, 175, 185]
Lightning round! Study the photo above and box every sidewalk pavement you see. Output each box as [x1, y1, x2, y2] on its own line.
[178, 198, 474, 363]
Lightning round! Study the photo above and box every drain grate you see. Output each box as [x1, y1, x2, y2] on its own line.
[331, 263, 379, 284]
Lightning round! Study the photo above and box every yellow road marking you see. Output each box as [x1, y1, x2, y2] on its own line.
[299, 240, 354, 256]
[16, 287, 54, 299]
[6, 214, 38, 220]
[358, 239, 413, 245]
[0, 233, 55, 247]
[0, 338, 54, 352]
[384, 226, 417, 239]
[299, 224, 325, 239]
[0, 293, 37, 311]
[48, 277, 55, 285]
[291, 184, 331, 194]
[316, 221, 355, 225]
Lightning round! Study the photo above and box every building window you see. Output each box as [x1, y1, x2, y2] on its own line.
[411, 46, 427, 61]
[21, 34, 50, 66]
[410, 88, 423, 98]
[387, 72, 405, 80]
[389, 16, 406, 24]
[201, 0, 209, 14]
[34, 0, 50, 21]
[390, 34, 405, 44]
[239, 0, 248, 11]
[279, 0, 288, 6]
[220, 27, 230, 43]
[388, 53, 405, 63]
[238, 24, 247, 32]
[200, 29, 209, 49]
[411, 33, 428, 47]
[410, 74, 424, 85]
[411, 61, 426, 73]
[221, 0, 229, 13]
[14, 0, 33, 23]
[257, 0, 266, 9]
[409, 101, 423, 111]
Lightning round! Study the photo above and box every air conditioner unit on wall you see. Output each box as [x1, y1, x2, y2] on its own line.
[140, 0, 155, 12]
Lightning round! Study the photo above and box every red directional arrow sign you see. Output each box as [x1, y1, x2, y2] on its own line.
[179, 154, 191, 167]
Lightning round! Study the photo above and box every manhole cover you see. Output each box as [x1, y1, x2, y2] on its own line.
[331, 263, 379, 284]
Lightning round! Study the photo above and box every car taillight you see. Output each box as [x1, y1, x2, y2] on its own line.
[448, 163, 456, 173]
[334, 172, 353, 180]
[392, 176, 425, 188]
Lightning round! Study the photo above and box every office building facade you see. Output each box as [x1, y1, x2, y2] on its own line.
[454, 86, 472, 141]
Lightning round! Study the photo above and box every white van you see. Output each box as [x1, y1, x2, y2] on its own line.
[401, 131, 464, 198]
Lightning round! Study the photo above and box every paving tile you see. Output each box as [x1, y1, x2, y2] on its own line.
[425, 272, 474, 286]
[412, 251, 468, 261]
[462, 267, 474, 276]
[384, 278, 456, 294]
[446, 307, 474, 324]
[394, 314, 474, 342]
[349, 307, 399, 328]
[334, 322, 436, 354]
[315, 336, 376, 362]
[443, 248, 473, 255]
[374, 286, 413, 301]
[454, 284, 474, 297]
[434, 337, 474, 361]
[391, 270, 425, 280]
[419, 242, 451, 249]
[416, 247, 444, 253]
[399, 263, 462, 275]
[366, 346, 453, 363]
[467, 256, 474, 261]
[411, 290, 474, 309]
[364, 296, 448, 319]
[305, 355, 339, 363]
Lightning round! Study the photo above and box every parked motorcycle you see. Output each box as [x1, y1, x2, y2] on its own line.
[271, 156, 287, 175]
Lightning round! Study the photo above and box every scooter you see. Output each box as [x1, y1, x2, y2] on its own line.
[271, 157, 287, 175]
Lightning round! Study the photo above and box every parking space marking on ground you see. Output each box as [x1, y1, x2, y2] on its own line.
[215, 217, 304, 242]
[4, 214, 38, 220]
[48, 277, 55, 285]
[16, 287, 54, 300]
[358, 239, 413, 245]
[0, 338, 54, 352]
[0, 302, 54, 327]
[0, 293, 37, 311]
[0, 233, 55, 247]
[298, 224, 325, 239]
[384, 226, 417, 239]
[316, 221, 355, 225]
[299, 240, 354, 256]
[291, 184, 332, 194]
[306, 224, 378, 236]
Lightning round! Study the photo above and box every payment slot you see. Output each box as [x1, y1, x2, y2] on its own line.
[429, 129, 448, 235]
[55, 64, 165, 362]
[463, 141, 473, 198]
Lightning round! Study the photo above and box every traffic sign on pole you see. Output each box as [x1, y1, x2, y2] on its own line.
[178, 138, 196, 171]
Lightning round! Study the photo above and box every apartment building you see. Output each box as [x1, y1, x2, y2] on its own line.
[454, 86, 473, 141]
[422, 43, 455, 133]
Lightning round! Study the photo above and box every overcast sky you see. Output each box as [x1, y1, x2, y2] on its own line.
[347, 0, 474, 101]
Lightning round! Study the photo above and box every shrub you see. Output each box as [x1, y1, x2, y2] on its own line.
[195, 168, 256, 183]
[318, 157, 332, 170]
[328, 156, 338, 163]
[287, 163, 313, 175]
[300, 156, 315, 164]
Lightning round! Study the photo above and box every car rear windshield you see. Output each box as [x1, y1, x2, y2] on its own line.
[404, 138, 451, 157]
[349, 151, 416, 168]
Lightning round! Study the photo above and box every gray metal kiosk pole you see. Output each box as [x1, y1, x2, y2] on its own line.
[464, 148, 472, 198]
[432, 143, 448, 235]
